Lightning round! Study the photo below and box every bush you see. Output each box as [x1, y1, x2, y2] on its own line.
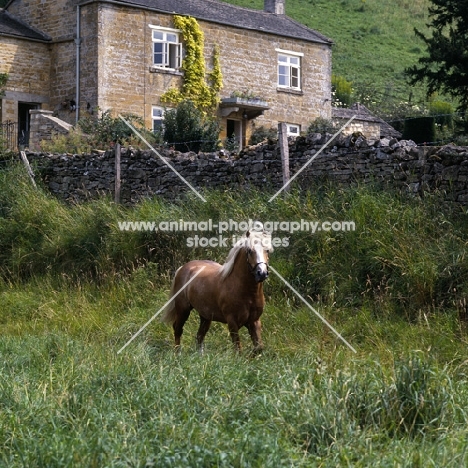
[41, 110, 158, 153]
[428, 100, 454, 128]
[332, 75, 353, 107]
[307, 117, 339, 135]
[163, 100, 220, 153]
[248, 126, 277, 145]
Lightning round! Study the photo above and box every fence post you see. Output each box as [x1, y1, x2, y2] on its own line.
[19, 151, 37, 188]
[278, 122, 290, 191]
[115, 142, 121, 204]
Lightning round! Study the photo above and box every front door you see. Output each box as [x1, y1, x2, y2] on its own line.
[18, 102, 38, 148]
[226, 119, 243, 150]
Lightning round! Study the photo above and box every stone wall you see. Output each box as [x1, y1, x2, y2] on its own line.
[26, 134, 468, 205]
[29, 110, 73, 152]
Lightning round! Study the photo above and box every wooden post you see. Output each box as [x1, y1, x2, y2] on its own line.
[278, 122, 290, 191]
[19, 151, 37, 188]
[115, 142, 121, 204]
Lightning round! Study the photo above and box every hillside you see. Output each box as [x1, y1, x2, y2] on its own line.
[221, 0, 433, 116]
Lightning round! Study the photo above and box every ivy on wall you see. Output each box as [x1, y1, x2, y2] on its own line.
[0, 73, 8, 97]
[160, 16, 222, 112]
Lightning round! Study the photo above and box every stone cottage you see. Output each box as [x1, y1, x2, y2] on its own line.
[332, 103, 402, 140]
[1, 0, 333, 149]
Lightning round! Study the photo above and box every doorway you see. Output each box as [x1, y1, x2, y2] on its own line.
[18, 102, 38, 147]
[226, 119, 243, 150]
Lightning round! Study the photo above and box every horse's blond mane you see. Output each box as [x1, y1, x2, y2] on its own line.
[218, 231, 272, 281]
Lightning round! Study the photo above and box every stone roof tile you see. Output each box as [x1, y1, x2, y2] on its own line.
[81, 0, 332, 44]
[0, 9, 51, 42]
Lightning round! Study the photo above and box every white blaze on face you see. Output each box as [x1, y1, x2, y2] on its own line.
[252, 238, 269, 276]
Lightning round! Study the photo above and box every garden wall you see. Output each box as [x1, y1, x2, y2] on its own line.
[26, 133, 468, 204]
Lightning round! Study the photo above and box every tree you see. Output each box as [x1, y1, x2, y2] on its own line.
[406, 0, 468, 115]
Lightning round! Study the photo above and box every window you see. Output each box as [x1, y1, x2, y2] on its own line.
[276, 49, 302, 91]
[152, 106, 164, 133]
[151, 28, 181, 69]
[286, 123, 301, 137]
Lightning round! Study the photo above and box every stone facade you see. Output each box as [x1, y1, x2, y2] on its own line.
[26, 136, 468, 205]
[0, 35, 51, 122]
[85, 2, 332, 145]
[2, 0, 332, 149]
[6, 0, 78, 121]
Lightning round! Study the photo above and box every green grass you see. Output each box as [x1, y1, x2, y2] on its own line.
[2, 166, 468, 465]
[221, 0, 435, 116]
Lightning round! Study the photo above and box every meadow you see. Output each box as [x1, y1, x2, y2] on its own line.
[1, 163, 468, 466]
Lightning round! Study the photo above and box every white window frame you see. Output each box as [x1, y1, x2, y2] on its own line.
[276, 48, 303, 91]
[152, 106, 165, 133]
[286, 123, 301, 137]
[150, 25, 182, 70]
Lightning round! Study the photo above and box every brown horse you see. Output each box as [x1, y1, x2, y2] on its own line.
[161, 230, 272, 353]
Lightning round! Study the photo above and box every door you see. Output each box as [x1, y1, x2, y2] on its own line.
[226, 119, 243, 150]
[18, 102, 38, 148]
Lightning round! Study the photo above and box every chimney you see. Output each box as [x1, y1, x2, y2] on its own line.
[264, 0, 285, 14]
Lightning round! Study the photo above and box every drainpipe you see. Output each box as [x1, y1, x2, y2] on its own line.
[75, 4, 82, 124]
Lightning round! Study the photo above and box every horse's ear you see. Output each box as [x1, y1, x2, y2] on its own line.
[246, 231, 250, 238]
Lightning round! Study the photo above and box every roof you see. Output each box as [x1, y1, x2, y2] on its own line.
[79, 0, 333, 45]
[333, 103, 402, 139]
[0, 9, 51, 42]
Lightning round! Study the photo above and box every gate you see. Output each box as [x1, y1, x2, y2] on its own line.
[0, 121, 18, 151]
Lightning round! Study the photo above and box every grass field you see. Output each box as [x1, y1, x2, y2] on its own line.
[1, 164, 468, 466]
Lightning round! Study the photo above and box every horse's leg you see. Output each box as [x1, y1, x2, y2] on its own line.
[227, 320, 242, 353]
[247, 320, 264, 354]
[196, 316, 212, 353]
[172, 305, 192, 351]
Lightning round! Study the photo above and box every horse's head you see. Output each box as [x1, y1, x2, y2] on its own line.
[245, 230, 272, 283]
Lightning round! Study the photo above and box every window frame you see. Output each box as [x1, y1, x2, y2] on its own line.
[152, 106, 165, 133]
[150, 25, 182, 70]
[276, 48, 303, 91]
[286, 123, 301, 137]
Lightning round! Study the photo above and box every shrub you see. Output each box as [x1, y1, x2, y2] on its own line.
[248, 126, 277, 145]
[163, 100, 220, 153]
[307, 117, 339, 135]
[332, 75, 353, 107]
[428, 100, 454, 128]
[41, 110, 158, 153]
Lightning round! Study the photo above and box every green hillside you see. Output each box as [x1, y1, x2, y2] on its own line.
[222, 0, 433, 117]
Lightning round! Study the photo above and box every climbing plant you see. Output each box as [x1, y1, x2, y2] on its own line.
[0, 73, 8, 97]
[161, 16, 222, 112]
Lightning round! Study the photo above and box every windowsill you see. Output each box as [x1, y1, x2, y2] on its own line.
[149, 66, 183, 76]
[277, 87, 303, 96]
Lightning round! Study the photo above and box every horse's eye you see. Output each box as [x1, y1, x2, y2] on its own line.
[247, 248, 252, 255]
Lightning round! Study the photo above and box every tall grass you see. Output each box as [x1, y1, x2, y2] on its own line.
[0, 335, 467, 466]
[1, 163, 467, 317]
[2, 163, 468, 465]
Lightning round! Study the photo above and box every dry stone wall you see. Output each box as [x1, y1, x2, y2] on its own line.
[26, 134, 468, 204]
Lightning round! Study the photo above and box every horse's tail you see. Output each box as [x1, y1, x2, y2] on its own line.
[160, 267, 181, 324]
